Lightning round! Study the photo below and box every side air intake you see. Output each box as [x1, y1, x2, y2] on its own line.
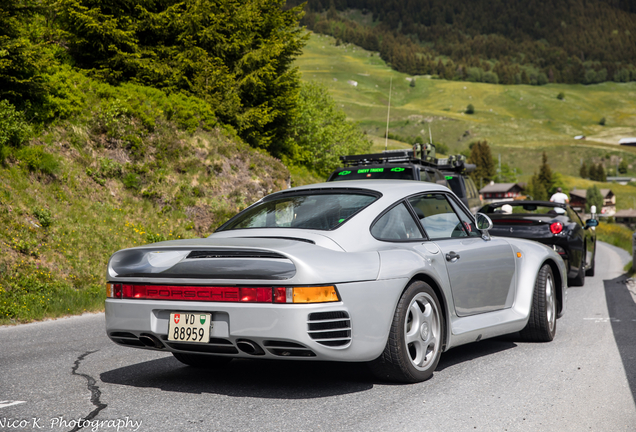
[307, 311, 352, 347]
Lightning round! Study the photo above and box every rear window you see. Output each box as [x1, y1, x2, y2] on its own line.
[329, 166, 415, 181]
[445, 175, 464, 196]
[218, 192, 379, 231]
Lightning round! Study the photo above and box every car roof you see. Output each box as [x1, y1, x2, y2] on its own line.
[273, 180, 451, 197]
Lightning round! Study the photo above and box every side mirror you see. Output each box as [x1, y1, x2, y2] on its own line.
[585, 219, 599, 229]
[475, 213, 493, 231]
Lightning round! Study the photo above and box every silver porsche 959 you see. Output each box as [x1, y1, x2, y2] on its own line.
[105, 181, 566, 383]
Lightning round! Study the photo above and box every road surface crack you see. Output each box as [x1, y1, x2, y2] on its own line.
[69, 350, 107, 432]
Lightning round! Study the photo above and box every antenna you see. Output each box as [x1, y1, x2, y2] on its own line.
[384, 77, 392, 151]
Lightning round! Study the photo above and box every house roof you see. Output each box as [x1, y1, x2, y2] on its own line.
[479, 183, 524, 193]
[614, 209, 636, 218]
[569, 189, 613, 199]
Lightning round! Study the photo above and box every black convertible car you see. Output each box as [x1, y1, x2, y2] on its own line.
[479, 201, 598, 286]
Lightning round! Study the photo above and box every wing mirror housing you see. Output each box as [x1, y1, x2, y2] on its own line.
[475, 213, 493, 240]
[585, 218, 599, 229]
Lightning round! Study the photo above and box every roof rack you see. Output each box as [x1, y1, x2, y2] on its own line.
[339, 144, 474, 173]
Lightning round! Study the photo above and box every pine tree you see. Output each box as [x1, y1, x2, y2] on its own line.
[596, 163, 606, 182]
[467, 141, 495, 183]
[538, 152, 553, 193]
[579, 161, 588, 178]
[586, 185, 603, 213]
[527, 173, 547, 200]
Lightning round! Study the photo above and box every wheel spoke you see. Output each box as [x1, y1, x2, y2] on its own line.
[546, 275, 556, 330]
[405, 301, 424, 344]
[405, 294, 441, 369]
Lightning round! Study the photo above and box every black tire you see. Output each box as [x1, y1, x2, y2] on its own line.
[569, 252, 586, 287]
[585, 247, 595, 277]
[369, 281, 444, 383]
[520, 264, 557, 342]
[172, 352, 233, 368]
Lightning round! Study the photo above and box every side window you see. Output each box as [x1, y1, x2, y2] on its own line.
[408, 193, 469, 239]
[371, 203, 423, 241]
[465, 177, 478, 199]
[448, 197, 481, 237]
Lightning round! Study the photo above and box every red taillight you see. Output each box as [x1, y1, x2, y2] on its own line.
[117, 285, 273, 303]
[109, 284, 339, 304]
[239, 287, 272, 303]
[550, 222, 563, 234]
[273, 287, 292, 303]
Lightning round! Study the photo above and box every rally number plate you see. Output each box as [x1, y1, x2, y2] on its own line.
[168, 312, 211, 343]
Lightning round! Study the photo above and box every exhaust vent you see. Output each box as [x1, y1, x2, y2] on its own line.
[263, 340, 316, 357]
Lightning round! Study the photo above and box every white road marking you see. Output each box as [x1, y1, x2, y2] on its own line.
[583, 317, 621, 323]
[0, 400, 26, 409]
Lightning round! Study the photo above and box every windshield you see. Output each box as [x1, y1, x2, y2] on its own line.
[329, 166, 415, 181]
[218, 192, 379, 231]
[481, 203, 565, 215]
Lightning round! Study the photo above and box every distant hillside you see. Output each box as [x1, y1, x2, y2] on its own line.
[295, 33, 636, 182]
[289, 0, 636, 85]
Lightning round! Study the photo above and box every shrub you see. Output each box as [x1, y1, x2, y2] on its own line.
[557, 92, 565, 100]
[33, 208, 53, 228]
[0, 100, 32, 162]
[599, 117, 606, 126]
[122, 172, 141, 189]
[16, 146, 60, 175]
[466, 104, 475, 114]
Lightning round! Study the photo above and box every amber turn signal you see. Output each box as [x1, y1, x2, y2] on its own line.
[292, 286, 339, 303]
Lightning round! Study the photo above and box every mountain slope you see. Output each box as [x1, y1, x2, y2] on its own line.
[291, 0, 636, 84]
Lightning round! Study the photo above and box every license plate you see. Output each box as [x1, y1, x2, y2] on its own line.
[168, 313, 211, 343]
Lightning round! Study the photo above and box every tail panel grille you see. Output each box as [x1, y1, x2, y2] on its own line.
[307, 311, 351, 347]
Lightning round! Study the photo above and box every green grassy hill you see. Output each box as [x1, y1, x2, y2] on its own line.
[0, 80, 289, 324]
[296, 33, 636, 181]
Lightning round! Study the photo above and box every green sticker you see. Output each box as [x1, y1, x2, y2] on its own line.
[357, 169, 370, 174]
[338, 218, 345, 223]
[445, 175, 453, 180]
[391, 167, 405, 172]
[338, 170, 352, 176]
[370, 168, 384, 173]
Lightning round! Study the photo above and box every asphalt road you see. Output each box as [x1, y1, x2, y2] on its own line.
[1, 242, 635, 432]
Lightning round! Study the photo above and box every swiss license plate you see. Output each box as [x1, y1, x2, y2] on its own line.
[168, 312, 211, 343]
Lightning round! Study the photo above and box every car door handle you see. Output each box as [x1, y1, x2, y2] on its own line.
[446, 251, 460, 262]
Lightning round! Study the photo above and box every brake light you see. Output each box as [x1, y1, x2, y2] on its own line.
[107, 283, 122, 298]
[107, 284, 339, 303]
[550, 222, 563, 234]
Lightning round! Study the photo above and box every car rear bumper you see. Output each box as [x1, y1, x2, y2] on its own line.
[105, 278, 406, 362]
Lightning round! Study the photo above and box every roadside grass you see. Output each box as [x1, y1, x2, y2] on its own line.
[296, 33, 636, 181]
[0, 76, 289, 325]
[596, 222, 634, 253]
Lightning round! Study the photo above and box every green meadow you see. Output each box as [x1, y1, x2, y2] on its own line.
[296, 33, 636, 182]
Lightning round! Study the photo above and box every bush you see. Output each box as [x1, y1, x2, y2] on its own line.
[557, 92, 565, 100]
[33, 208, 53, 228]
[466, 104, 475, 114]
[122, 172, 141, 189]
[599, 117, 606, 126]
[0, 100, 32, 162]
[16, 146, 60, 175]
